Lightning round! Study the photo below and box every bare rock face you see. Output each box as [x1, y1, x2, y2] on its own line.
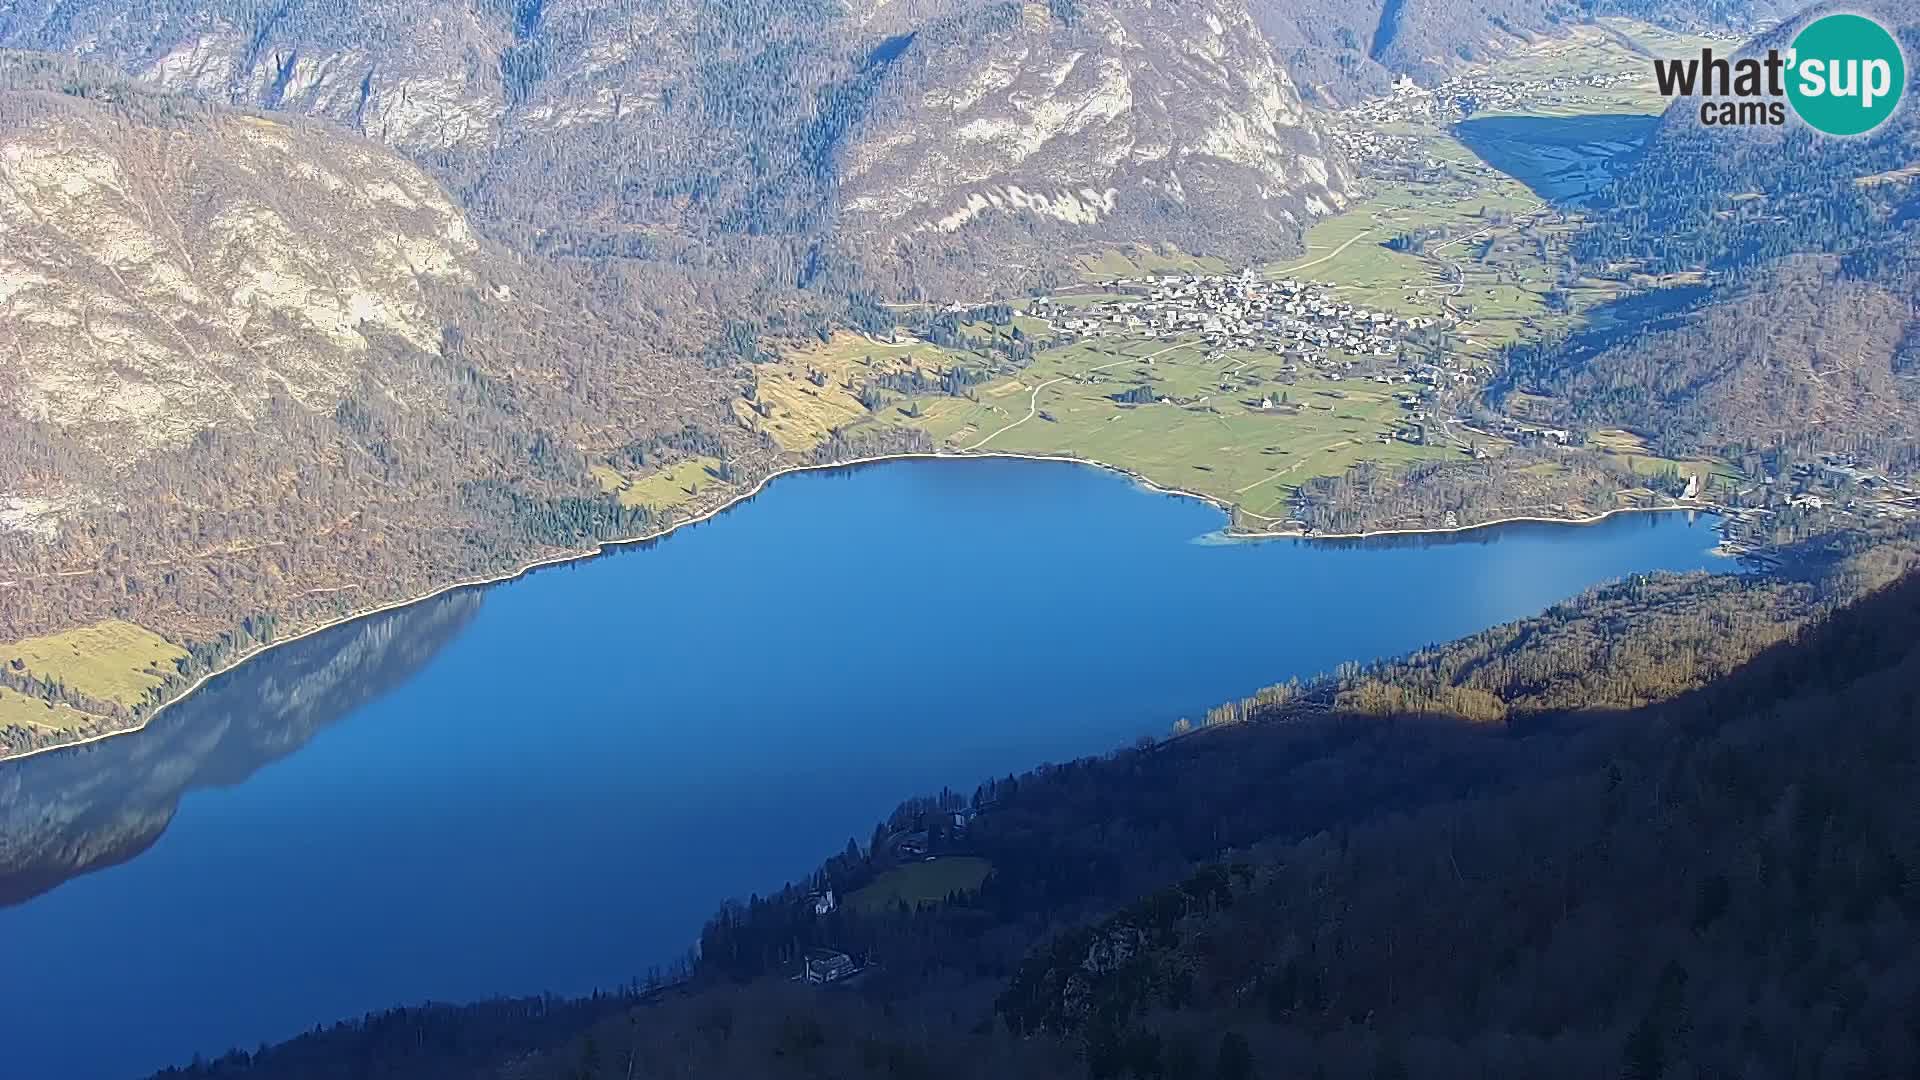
[2, 2, 513, 156]
[0, 56, 725, 663]
[0, 60, 483, 457]
[2, 0, 1350, 278]
[0, 0, 1358, 688]
[838, 0, 1347, 256]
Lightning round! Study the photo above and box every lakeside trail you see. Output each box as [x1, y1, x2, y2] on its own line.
[0, 448, 1714, 765]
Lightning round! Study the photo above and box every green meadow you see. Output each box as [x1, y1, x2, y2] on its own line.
[727, 19, 1718, 531]
[911, 337, 1443, 522]
[849, 857, 995, 915]
[2, 620, 187, 710]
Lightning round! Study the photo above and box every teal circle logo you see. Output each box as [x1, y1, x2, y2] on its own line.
[1787, 13, 1906, 136]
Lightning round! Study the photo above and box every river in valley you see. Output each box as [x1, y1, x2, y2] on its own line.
[0, 457, 1738, 1079]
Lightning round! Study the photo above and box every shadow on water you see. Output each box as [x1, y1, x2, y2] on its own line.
[0, 591, 482, 909]
[1309, 510, 1729, 553]
[1453, 113, 1659, 205]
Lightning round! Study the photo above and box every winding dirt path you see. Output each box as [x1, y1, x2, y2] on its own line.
[966, 340, 1198, 451]
[1264, 229, 1374, 277]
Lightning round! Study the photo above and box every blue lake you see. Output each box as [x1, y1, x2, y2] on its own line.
[0, 457, 1736, 1079]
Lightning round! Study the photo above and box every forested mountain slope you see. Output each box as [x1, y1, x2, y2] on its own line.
[1, 56, 486, 459]
[1252, 0, 1786, 104]
[995, 561, 1920, 1079]
[147, 530, 1920, 1078]
[0, 55, 741, 755]
[1515, 257, 1920, 461]
[0, 0, 1349, 302]
[1499, 0, 1920, 464]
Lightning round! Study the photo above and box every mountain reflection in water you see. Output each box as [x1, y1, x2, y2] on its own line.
[0, 591, 480, 908]
[0, 458, 1736, 1080]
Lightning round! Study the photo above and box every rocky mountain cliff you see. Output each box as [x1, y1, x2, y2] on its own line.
[840, 0, 1344, 262]
[0, 54, 729, 655]
[0, 0, 1365, 758]
[1250, 0, 1789, 105]
[0, 57, 485, 457]
[0, 0, 1349, 292]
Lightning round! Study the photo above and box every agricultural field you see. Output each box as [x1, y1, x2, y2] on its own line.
[1483, 19, 1738, 118]
[1, 620, 187, 711]
[1287, 16, 1725, 341]
[1588, 429, 1738, 484]
[742, 149, 1570, 527]
[908, 336, 1453, 523]
[1046, 290, 1125, 310]
[728, 19, 1736, 530]
[1258, 126, 1636, 365]
[848, 856, 994, 915]
[744, 331, 975, 452]
[960, 314, 1052, 343]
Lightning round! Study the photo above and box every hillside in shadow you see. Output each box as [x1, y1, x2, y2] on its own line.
[149, 529, 1920, 1079]
[1454, 113, 1658, 204]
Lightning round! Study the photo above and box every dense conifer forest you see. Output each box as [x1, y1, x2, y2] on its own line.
[1493, 0, 1920, 462]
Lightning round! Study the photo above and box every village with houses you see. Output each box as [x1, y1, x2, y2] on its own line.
[1034, 268, 1438, 369]
[752, 18, 1915, 558]
[1712, 455, 1920, 558]
[1340, 67, 1640, 135]
[1021, 267, 1485, 453]
[791, 803, 988, 989]
[1003, 263, 1919, 552]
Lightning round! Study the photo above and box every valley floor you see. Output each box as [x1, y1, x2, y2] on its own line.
[7, 18, 1912, 765]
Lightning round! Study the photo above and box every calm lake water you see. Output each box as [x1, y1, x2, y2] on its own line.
[0, 458, 1735, 1079]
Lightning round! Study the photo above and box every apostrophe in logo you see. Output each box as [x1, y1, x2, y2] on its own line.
[1651, 11, 1906, 135]
[1785, 13, 1905, 136]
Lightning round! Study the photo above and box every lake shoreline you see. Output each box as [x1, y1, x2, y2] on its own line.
[0, 450, 1713, 765]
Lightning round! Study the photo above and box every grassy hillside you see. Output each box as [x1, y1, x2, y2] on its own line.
[848, 857, 994, 915]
